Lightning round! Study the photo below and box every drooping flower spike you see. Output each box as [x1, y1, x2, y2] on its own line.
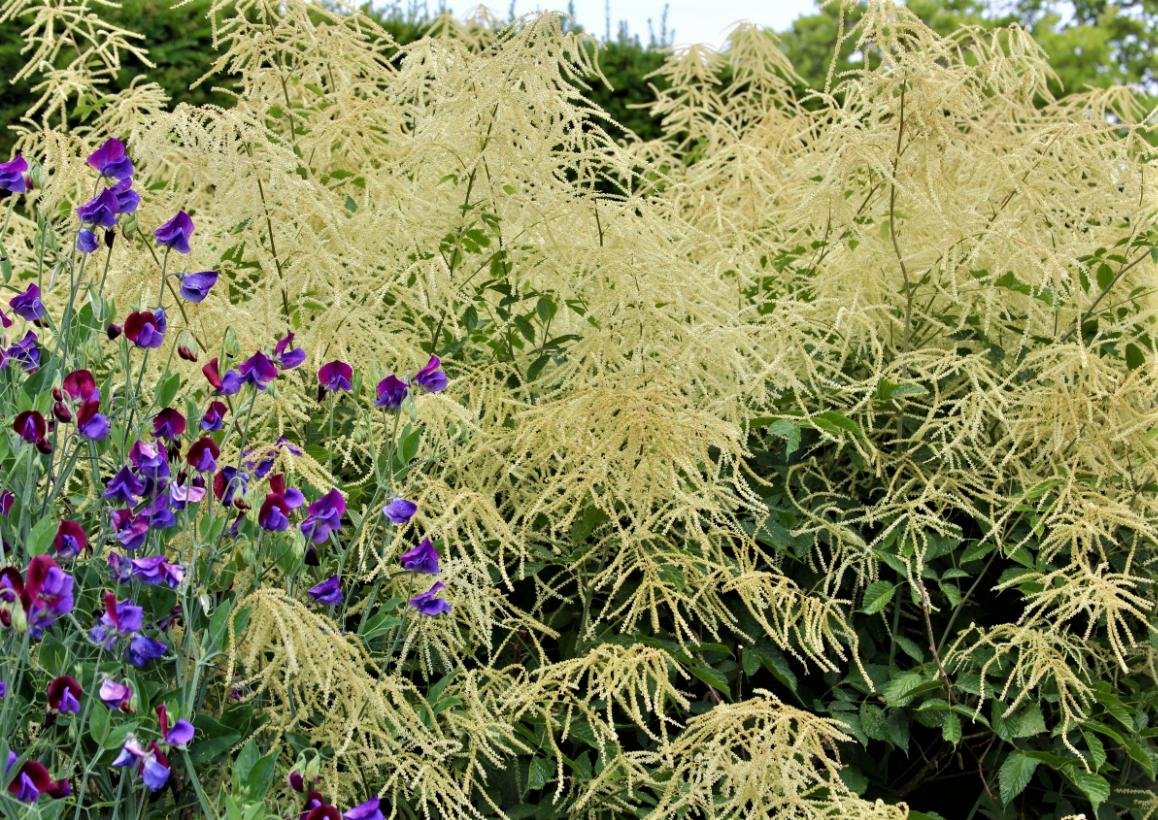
[153, 210, 195, 254]
[0, 155, 28, 193]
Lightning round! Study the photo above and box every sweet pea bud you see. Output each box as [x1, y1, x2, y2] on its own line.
[178, 345, 197, 362]
[106, 323, 122, 340]
[27, 160, 45, 191]
[52, 402, 72, 423]
[51, 387, 63, 401]
[105, 228, 116, 249]
[36, 438, 53, 455]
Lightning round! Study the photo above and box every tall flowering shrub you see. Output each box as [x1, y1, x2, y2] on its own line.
[0, 0, 1152, 817]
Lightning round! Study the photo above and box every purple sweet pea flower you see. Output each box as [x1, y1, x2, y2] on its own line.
[144, 494, 177, 530]
[130, 439, 171, 480]
[408, 581, 451, 616]
[307, 576, 343, 606]
[47, 675, 83, 715]
[90, 592, 144, 649]
[126, 634, 168, 667]
[23, 556, 75, 638]
[178, 270, 219, 303]
[156, 704, 195, 748]
[107, 551, 133, 582]
[7, 330, 40, 372]
[76, 401, 110, 440]
[212, 466, 248, 507]
[111, 509, 150, 552]
[98, 679, 133, 711]
[10, 283, 46, 323]
[345, 797, 384, 820]
[86, 138, 134, 181]
[273, 331, 306, 369]
[76, 188, 119, 228]
[53, 520, 88, 559]
[374, 375, 408, 410]
[413, 355, 448, 392]
[123, 308, 166, 348]
[300, 488, 346, 544]
[382, 498, 417, 525]
[318, 360, 353, 393]
[186, 437, 220, 473]
[200, 400, 227, 431]
[0, 155, 28, 193]
[76, 229, 99, 254]
[141, 751, 171, 791]
[0, 489, 12, 516]
[153, 210, 195, 254]
[153, 408, 186, 440]
[13, 409, 46, 444]
[238, 351, 278, 390]
[110, 177, 139, 215]
[129, 556, 185, 589]
[111, 736, 147, 768]
[399, 537, 440, 574]
[104, 467, 145, 504]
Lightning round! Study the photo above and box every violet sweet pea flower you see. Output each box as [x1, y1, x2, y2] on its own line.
[200, 400, 228, 431]
[76, 229, 99, 254]
[274, 331, 306, 369]
[0, 155, 28, 193]
[213, 466, 248, 507]
[22, 555, 76, 638]
[4, 751, 70, 802]
[157, 704, 195, 748]
[178, 270, 219, 303]
[10, 283, 46, 323]
[413, 355, 448, 392]
[399, 537, 440, 574]
[238, 351, 278, 390]
[153, 408, 187, 439]
[300, 489, 345, 544]
[99, 679, 133, 711]
[76, 401, 110, 440]
[374, 375, 408, 410]
[90, 592, 144, 649]
[153, 210, 194, 254]
[111, 509, 150, 552]
[307, 576, 343, 606]
[7, 330, 40, 372]
[129, 555, 185, 589]
[382, 498, 417, 525]
[46, 675, 83, 715]
[76, 188, 119, 228]
[408, 581, 451, 616]
[86, 138, 133, 181]
[344, 797, 384, 820]
[126, 634, 168, 668]
[104, 467, 145, 504]
[110, 177, 139, 215]
[318, 360, 353, 393]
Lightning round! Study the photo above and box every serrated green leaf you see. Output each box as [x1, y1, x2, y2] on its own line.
[860, 702, 888, 741]
[882, 672, 937, 708]
[526, 756, 552, 792]
[998, 752, 1039, 805]
[1066, 769, 1110, 812]
[942, 712, 961, 744]
[766, 419, 801, 458]
[861, 581, 896, 615]
[894, 634, 925, 662]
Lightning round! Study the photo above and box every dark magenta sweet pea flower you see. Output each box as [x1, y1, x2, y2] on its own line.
[76, 188, 119, 228]
[76, 400, 110, 440]
[99, 679, 133, 711]
[153, 210, 195, 254]
[62, 369, 100, 403]
[53, 520, 88, 559]
[201, 400, 227, 431]
[300, 489, 345, 544]
[213, 466, 248, 507]
[0, 490, 13, 516]
[10, 283, 46, 323]
[187, 437, 220, 473]
[126, 634, 168, 667]
[153, 408, 186, 439]
[307, 575, 343, 606]
[178, 270, 218, 303]
[408, 581, 451, 616]
[413, 355, 448, 392]
[274, 331, 306, 369]
[0, 155, 28, 193]
[13, 409, 46, 444]
[86, 138, 133, 181]
[399, 537, 440, 574]
[46, 675, 83, 714]
[5, 750, 70, 802]
[21, 555, 76, 638]
[374, 375, 408, 410]
[382, 498, 417, 525]
[317, 360, 353, 393]
[76, 229, 99, 254]
[123, 308, 166, 348]
[238, 351, 278, 390]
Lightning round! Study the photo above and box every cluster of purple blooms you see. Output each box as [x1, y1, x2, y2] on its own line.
[111, 704, 195, 792]
[0, 555, 75, 639]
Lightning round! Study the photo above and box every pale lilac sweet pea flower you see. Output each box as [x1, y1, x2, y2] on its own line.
[98, 679, 132, 711]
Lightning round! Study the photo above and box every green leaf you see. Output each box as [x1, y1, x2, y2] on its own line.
[526, 756, 552, 792]
[894, 634, 925, 663]
[860, 702, 888, 741]
[941, 712, 962, 744]
[810, 410, 861, 437]
[154, 372, 181, 408]
[1065, 769, 1110, 812]
[27, 516, 57, 556]
[1095, 262, 1114, 291]
[882, 672, 936, 708]
[861, 581, 896, 615]
[535, 296, 557, 324]
[998, 752, 1039, 805]
[1125, 342, 1145, 370]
